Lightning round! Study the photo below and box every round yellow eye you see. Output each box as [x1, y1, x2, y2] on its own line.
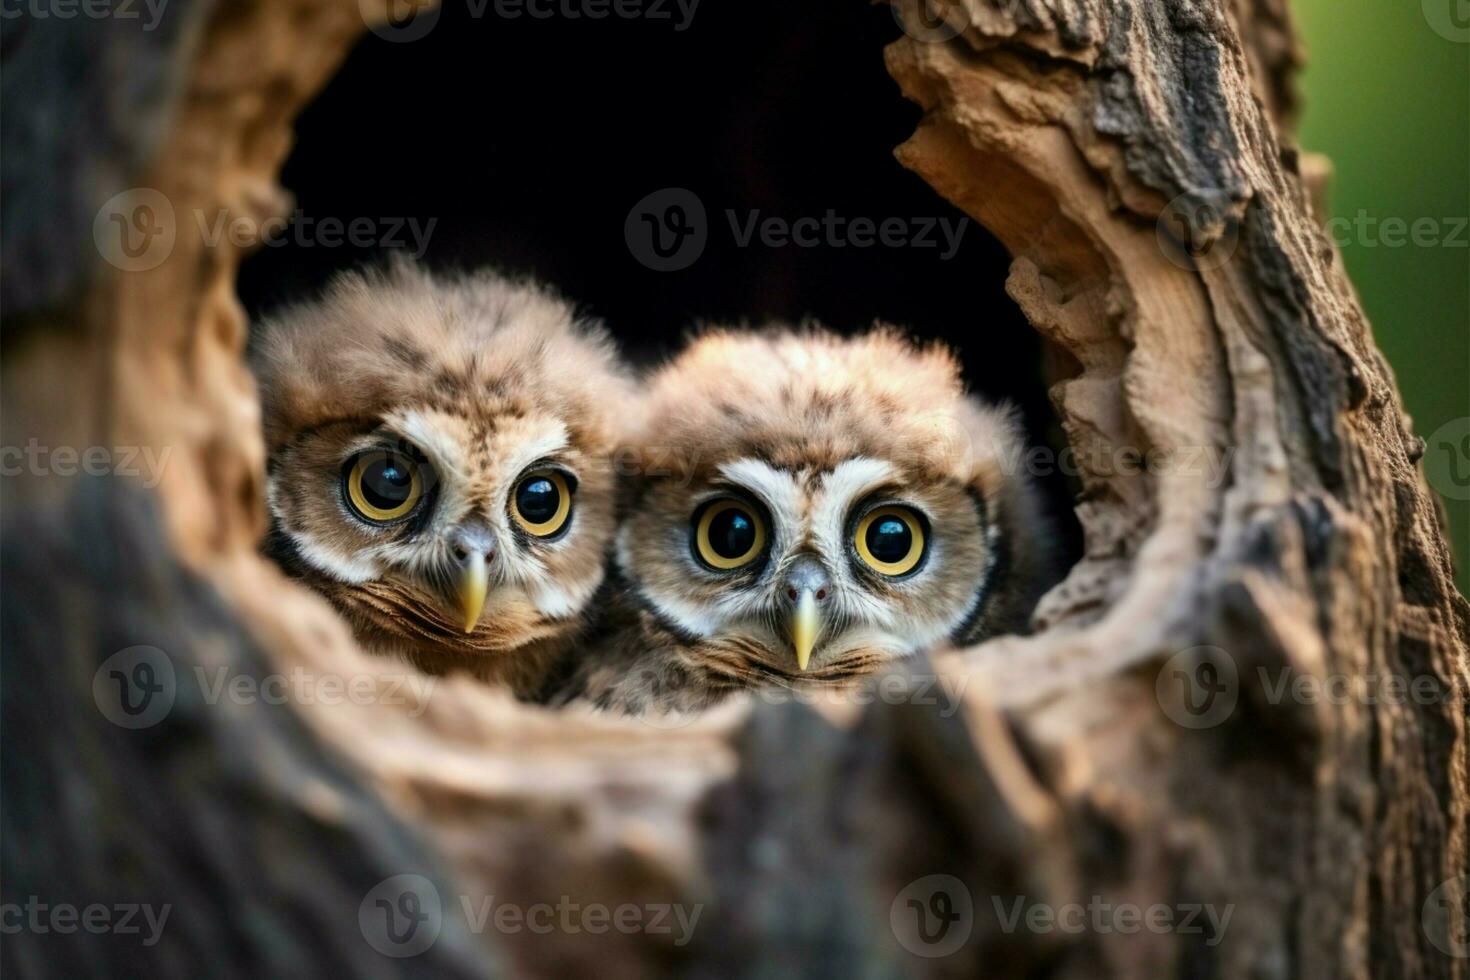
[512, 470, 573, 537]
[853, 506, 926, 576]
[346, 451, 424, 523]
[694, 500, 767, 570]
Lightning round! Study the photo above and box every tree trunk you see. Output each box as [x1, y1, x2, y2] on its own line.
[2, 1, 1465, 978]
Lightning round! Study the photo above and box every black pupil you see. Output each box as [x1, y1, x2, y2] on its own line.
[517, 477, 560, 525]
[708, 507, 756, 560]
[866, 516, 913, 565]
[360, 455, 414, 511]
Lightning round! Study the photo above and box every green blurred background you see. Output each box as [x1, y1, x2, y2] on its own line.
[1294, 0, 1469, 594]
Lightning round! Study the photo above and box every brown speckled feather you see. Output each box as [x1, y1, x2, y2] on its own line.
[551, 325, 1058, 714]
[253, 260, 633, 696]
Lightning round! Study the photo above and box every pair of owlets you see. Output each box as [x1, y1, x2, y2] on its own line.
[254, 263, 1052, 714]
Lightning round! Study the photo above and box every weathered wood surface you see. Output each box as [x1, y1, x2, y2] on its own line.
[1, 0, 1464, 977]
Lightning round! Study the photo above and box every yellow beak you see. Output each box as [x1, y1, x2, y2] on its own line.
[791, 589, 820, 671]
[457, 560, 489, 634]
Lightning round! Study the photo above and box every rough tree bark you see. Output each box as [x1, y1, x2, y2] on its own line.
[1, 1, 1465, 979]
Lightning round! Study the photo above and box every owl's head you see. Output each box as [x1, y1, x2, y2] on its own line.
[253, 261, 632, 672]
[618, 327, 1045, 682]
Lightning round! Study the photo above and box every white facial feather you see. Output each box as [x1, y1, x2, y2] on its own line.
[637, 454, 962, 660]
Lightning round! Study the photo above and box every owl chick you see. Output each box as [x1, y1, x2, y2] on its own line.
[552, 326, 1054, 714]
[252, 261, 632, 695]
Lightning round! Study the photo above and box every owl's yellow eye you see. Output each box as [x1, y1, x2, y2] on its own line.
[693, 499, 767, 570]
[345, 450, 424, 523]
[512, 470, 573, 537]
[853, 506, 926, 577]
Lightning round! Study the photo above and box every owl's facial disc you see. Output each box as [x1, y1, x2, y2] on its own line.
[326, 422, 585, 635]
[340, 441, 491, 629]
[435, 466, 579, 632]
[773, 504, 928, 670]
[681, 487, 931, 671]
[625, 455, 987, 675]
[685, 493, 826, 668]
